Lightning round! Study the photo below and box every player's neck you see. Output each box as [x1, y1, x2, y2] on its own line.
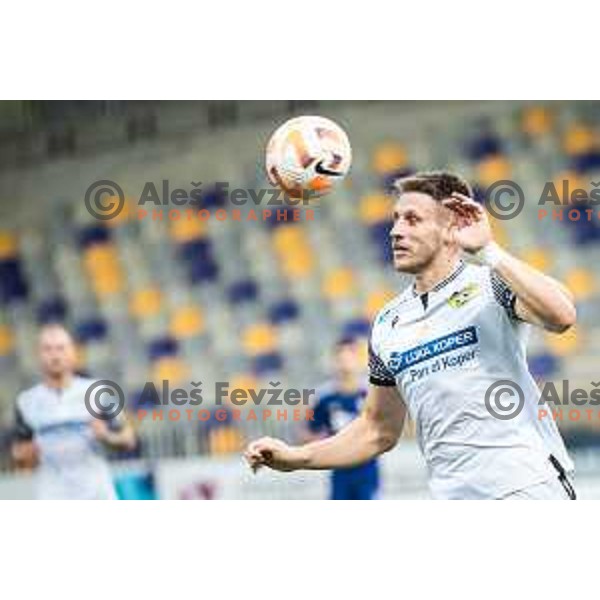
[414, 253, 462, 295]
[43, 372, 74, 391]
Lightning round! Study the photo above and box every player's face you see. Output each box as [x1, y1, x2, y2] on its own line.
[38, 326, 77, 378]
[390, 192, 452, 273]
[334, 342, 360, 378]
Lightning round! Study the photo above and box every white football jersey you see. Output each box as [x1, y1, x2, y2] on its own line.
[369, 259, 573, 500]
[15, 376, 117, 500]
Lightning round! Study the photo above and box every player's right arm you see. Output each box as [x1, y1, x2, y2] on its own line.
[11, 403, 39, 470]
[244, 384, 406, 472]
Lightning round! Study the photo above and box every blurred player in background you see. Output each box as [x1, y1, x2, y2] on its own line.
[11, 324, 136, 499]
[304, 337, 379, 500]
[245, 171, 578, 500]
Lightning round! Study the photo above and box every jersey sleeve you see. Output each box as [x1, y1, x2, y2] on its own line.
[14, 404, 34, 441]
[368, 339, 397, 387]
[489, 271, 522, 322]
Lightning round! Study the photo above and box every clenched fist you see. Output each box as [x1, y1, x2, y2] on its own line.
[244, 437, 307, 473]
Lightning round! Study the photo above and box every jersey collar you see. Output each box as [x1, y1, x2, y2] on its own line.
[412, 259, 466, 297]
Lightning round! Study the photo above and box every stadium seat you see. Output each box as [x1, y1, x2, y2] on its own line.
[37, 297, 68, 324]
[563, 124, 596, 156]
[359, 194, 393, 225]
[82, 244, 124, 297]
[0, 325, 14, 357]
[545, 327, 580, 357]
[0, 258, 29, 304]
[372, 142, 408, 176]
[521, 106, 553, 137]
[0, 232, 18, 260]
[242, 323, 277, 356]
[268, 299, 300, 325]
[564, 267, 596, 300]
[466, 127, 504, 161]
[170, 306, 205, 338]
[169, 217, 208, 243]
[322, 268, 356, 300]
[228, 279, 259, 304]
[251, 351, 284, 375]
[151, 356, 188, 385]
[74, 317, 109, 343]
[528, 352, 560, 379]
[342, 318, 371, 338]
[520, 247, 553, 272]
[130, 288, 163, 319]
[364, 288, 396, 319]
[476, 155, 512, 187]
[209, 426, 244, 455]
[79, 225, 112, 248]
[148, 336, 180, 361]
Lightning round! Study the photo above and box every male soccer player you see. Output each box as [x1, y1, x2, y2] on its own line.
[245, 171, 578, 500]
[11, 323, 136, 499]
[305, 337, 379, 500]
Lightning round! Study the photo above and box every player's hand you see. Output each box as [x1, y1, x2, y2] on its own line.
[243, 437, 306, 473]
[443, 193, 493, 253]
[90, 419, 111, 442]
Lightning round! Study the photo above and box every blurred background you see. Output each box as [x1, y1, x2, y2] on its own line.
[0, 100, 599, 498]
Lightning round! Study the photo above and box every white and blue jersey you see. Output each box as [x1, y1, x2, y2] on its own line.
[309, 381, 379, 500]
[14, 376, 117, 500]
[368, 259, 574, 500]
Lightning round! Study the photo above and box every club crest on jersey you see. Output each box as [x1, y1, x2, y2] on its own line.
[447, 282, 480, 309]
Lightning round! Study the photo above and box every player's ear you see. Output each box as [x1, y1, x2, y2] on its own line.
[438, 203, 457, 244]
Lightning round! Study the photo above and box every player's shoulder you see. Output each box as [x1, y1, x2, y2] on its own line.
[16, 383, 47, 412]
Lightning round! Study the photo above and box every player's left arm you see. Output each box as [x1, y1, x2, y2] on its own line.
[444, 193, 576, 333]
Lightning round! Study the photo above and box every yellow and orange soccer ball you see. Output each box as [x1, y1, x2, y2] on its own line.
[266, 115, 352, 199]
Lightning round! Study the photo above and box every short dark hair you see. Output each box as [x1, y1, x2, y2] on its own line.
[393, 171, 473, 202]
[335, 335, 358, 349]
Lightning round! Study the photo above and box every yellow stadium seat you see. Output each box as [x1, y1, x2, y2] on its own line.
[170, 306, 205, 338]
[521, 247, 553, 272]
[0, 325, 14, 356]
[83, 244, 124, 297]
[105, 197, 135, 228]
[477, 155, 512, 187]
[130, 288, 163, 319]
[209, 426, 244, 455]
[563, 125, 596, 156]
[364, 288, 396, 319]
[322, 268, 356, 300]
[152, 356, 188, 385]
[243, 323, 277, 356]
[272, 225, 307, 253]
[281, 251, 315, 279]
[0, 232, 18, 260]
[359, 194, 393, 225]
[545, 326, 580, 357]
[169, 217, 208, 243]
[522, 106, 553, 137]
[372, 143, 408, 175]
[564, 268, 596, 300]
